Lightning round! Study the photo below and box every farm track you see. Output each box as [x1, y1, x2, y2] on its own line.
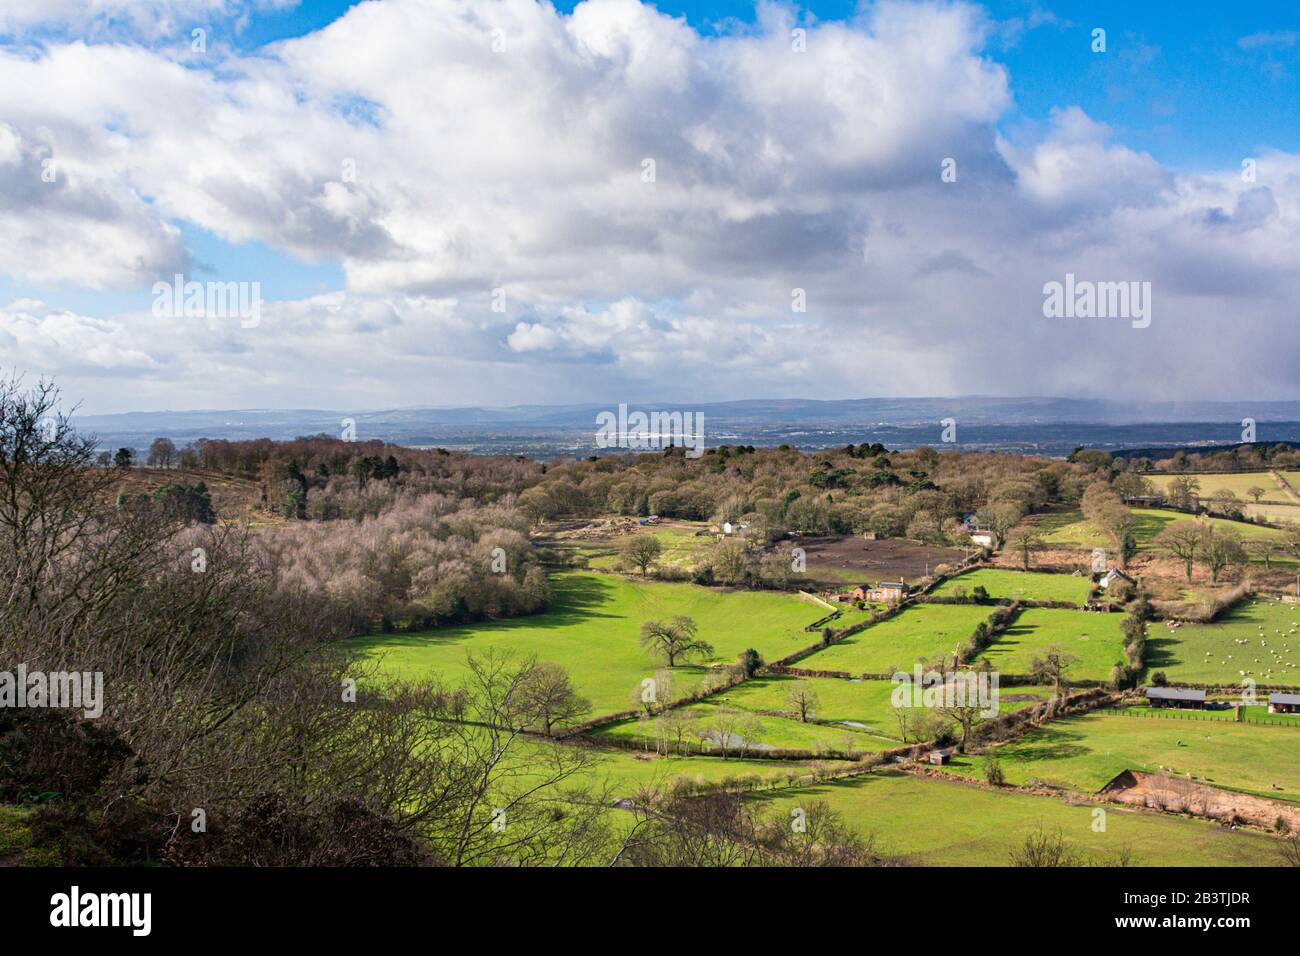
[1270, 469, 1300, 504]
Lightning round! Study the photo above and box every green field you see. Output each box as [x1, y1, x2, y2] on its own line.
[563, 745, 815, 796]
[1036, 508, 1292, 562]
[350, 572, 824, 719]
[931, 568, 1093, 604]
[1144, 595, 1300, 686]
[945, 711, 1300, 803]
[1278, 472, 1300, 497]
[796, 604, 995, 675]
[973, 608, 1128, 681]
[748, 771, 1280, 866]
[1124, 704, 1300, 726]
[1245, 503, 1300, 524]
[717, 675, 1055, 733]
[1149, 472, 1286, 502]
[594, 675, 1059, 754]
[584, 524, 712, 571]
[593, 701, 901, 755]
[1149, 473, 1300, 522]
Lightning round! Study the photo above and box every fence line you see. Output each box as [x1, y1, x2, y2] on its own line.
[1098, 707, 1300, 728]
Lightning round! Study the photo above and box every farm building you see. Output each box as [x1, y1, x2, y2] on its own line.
[1269, 693, 1300, 715]
[1145, 687, 1207, 709]
[969, 531, 994, 548]
[1099, 567, 1136, 590]
[851, 582, 906, 604]
[1123, 495, 1166, 507]
[928, 748, 956, 766]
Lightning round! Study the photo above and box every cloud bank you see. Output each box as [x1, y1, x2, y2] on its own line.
[1, 0, 1298, 412]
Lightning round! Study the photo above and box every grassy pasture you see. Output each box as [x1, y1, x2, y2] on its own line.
[593, 702, 902, 754]
[1149, 472, 1300, 522]
[931, 568, 1093, 604]
[1244, 503, 1300, 524]
[349, 571, 824, 719]
[584, 524, 712, 572]
[714, 675, 1055, 732]
[973, 607, 1127, 681]
[1036, 507, 1293, 563]
[747, 771, 1279, 866]
[797, 603, 995, 675]
[944, 711, 1300, 803]
[560, 744, 815, 796]
[1144, 594, 1300, 686]
[1149, 472, 1286, 501]
[1123, 704, 1300, 726]
[593, 676, 1058, 754]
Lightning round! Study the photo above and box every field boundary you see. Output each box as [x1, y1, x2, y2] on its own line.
[1270, 469, 1300, 504]
[1097, 707, 1300, 729]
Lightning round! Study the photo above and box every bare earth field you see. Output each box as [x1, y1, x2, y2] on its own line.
[792, 534, 966, 587]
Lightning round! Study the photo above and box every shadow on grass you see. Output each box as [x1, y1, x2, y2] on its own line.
[1132, 510, 1177, 545]
[1143, 635, 1179, 671]
[983, 623, 1032, 653]
[346, 571, 622, 653]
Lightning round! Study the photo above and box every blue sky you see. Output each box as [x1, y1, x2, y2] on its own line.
[243, 1, 1300, 170]
[171, 1, 1300, 304]
[3, 0, 1300, 412]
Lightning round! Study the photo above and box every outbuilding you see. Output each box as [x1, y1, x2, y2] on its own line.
[1099, 567, 1136, 590]
[1144, 687, 1206, 709]
[1268, 692, 1300, 715]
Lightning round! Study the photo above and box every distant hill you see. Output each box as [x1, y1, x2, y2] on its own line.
[71, 397, 1300, 458]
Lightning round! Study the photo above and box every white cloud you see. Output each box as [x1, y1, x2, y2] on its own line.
[0, 0, 1299, 409]
[0, 0, 298, 38]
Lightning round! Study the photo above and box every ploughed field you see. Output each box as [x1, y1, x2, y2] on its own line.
[790, 534, 965, 587]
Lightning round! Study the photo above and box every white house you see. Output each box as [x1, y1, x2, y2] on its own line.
[1098, 567, 1135, 590]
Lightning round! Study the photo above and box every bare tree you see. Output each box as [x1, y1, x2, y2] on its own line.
[1202, 525, 1247, 583]
[657, 706, 697, 756]
[1156, 521, 1202, 581]
[639, 616, 713, 667]
[514, 661, 591, 735]
[786, 681, 820, 723]
[699, 705, 761, 759]
[1006, 527, 1042, 570]
[938, 703, 986, 751]
[621, 794, 886, 867]
[620, 534, 662, 575]
[1279, 831, 1300, 867]
[147, 437, 178, 469]
[1008, 826, 1080, 867]
[1029, 645, 1080, 697]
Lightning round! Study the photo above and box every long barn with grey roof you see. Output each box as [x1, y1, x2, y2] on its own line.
[1144, 687, 1206, 709]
